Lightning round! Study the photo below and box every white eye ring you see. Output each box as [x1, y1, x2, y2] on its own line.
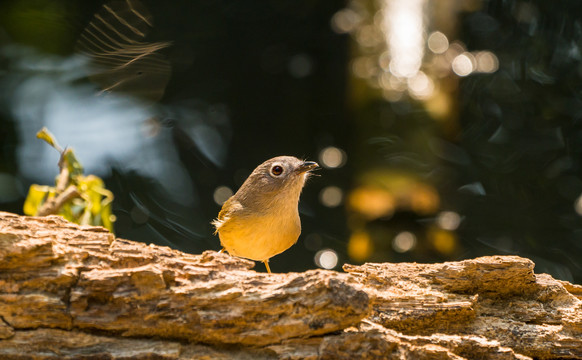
[271, 165, 284, 176]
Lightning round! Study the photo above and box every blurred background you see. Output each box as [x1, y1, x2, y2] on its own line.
[2, 0, 582, 282]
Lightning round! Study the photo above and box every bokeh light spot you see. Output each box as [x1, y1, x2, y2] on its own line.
[475, 51, 499, 73]
[430, 228, 457, 255]
[331, 8, 361, 34]
[130, 206, 149, 224]
[425, 91, 453, 120]
[410, 185, 440, 214]
[315, 249, 339, 269]
[574, 194, 582, 216]
[288, 54, 313, 78]
[384, 0, 426, 78]
[445, 41, 466, 62]
[407, 71, 434, 99]
[427, 31, 449, 54]
[213, 186, 233, 205]
[348, 231, 373, 261]
[319, 186, 343, 207]
[319, 146, 347, 168]
[452, 53, 475, 76]
[436, 211, 461, 230]
[348, 186, 395, 220]
[392, 231, 416, 253]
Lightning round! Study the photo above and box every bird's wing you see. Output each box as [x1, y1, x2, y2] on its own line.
[76, 0, 172, 101]
[211, 198, 243, 233]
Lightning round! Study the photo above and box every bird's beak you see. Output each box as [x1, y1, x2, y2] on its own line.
[297, 161, 319, 173]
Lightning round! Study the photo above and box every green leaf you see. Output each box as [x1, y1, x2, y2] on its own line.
[24, 127, 116, 233]
[62, 148, 84, 180]
[36, 127, 63, 153]
[23, 185, 53, 216]
[77, 175, 115, 232]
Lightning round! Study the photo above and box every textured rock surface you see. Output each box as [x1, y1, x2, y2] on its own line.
[344, 256, 582, 359]
[0, 211, 581, 359]
[0, 212, 369, 347]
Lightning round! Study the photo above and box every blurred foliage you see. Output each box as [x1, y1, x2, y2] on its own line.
[23, 128, 115, 231]
[0, 0, 80, 54]
[340, 0, 582, 282]
[449, 0, 582, 281]
[2, 0, 582, 282]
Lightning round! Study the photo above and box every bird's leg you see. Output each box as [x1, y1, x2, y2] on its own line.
[218, 247, 225, 254]
[263, 260, 271, 273]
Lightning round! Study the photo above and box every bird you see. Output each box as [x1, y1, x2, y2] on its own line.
[212, 156, 318, 273]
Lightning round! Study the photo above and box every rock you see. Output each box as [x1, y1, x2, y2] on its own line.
[0, 211, 369, 348]
[0, 211, 581, 359]
[0, 328, 273, 360]
[344, 256, 582, 359]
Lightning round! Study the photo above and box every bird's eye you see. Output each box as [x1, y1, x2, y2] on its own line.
[271, 165, 284, 176]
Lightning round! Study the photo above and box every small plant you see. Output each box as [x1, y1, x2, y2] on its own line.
[23, 128, 115, 232]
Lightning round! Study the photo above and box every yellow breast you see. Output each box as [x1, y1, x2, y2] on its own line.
[218, 212, 301, 262]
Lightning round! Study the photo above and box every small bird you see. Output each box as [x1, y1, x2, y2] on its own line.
[212, 156, 318, 273]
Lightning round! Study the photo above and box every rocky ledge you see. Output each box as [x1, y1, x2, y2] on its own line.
[0, 211, 580, 359]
